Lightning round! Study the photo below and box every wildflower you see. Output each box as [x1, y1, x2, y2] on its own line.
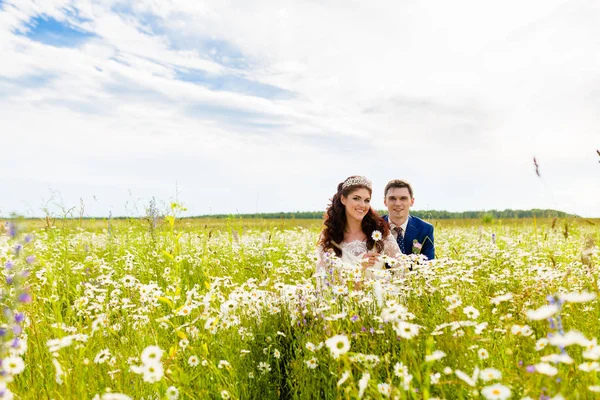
[166, 386, 179, 400]
[394, 362, 408, 378]
[325, 335, 351, 359]
[305, 342, 316, 352]
[121, 275, 136, 287]
[535, 338, 549, 351]
[511, 324, 533, 337]
[142, 362, 164, 383]
[273, 349, 281, 359]
[94, 349, 111, 364]
[188, 355, 200, 367]
[478, 348, 489, 360]
[377, 383, 392, 397]
[463, 306, 480, 319]
[220, 300, 238, 314]
[475, 322, 488, 334]
[445, 294, 462, 310]
[3, 356, 25, 375]
[526, 304, 558, 320]
[558, 291, 597, 303]
[534, 362, 558, 376]
[589, 386, 600, 392]
[381, 304, 409, 322]
[141, 346, 163, 364]
[549, 331, 589, 347]
[455, 369, 476, 387]
[394, 321, 421, 339]
[443, 366, 453, 375]
[490, 292, 513, 305]
[481, 383, 511, 400]
[425, 350, 446, 362]
[179, 339, 189, 350]
[578, 362, 600, 372]
[541, 353, 573, 364]
[257, 361, 271, 374]
[220, 390, 230, 399]
[337, 370, 350, 386]
[358, 372, 370, 398]
[480, 368, 502, 382]
[430, 372, 441, 384]
[305, 357, 318, 369]
[101, 394, 132, 400]
[332, 285, 348, 296]
[218, 360, 230, 369]
[372, 230, 383, 241]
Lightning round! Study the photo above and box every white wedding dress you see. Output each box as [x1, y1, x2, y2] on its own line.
[316, 234, 401, 275]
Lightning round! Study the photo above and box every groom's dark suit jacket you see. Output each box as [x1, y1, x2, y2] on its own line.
[383, 215, 435, 260]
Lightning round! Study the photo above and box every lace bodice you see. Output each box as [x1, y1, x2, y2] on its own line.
[316, 234, 401, 273]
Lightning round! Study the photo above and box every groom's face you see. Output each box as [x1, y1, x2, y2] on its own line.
[384, 187, 414, 223]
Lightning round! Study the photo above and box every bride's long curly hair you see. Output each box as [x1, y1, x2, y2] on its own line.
[319, 176, 390, 257]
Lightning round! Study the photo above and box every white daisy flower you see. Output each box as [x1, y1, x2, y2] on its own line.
[558, 291, 597, 303]
[425, 350, 446, 362]
[325, 335, 351, 359]
[394, 321, 421, 339]
[463, 306, 480, 319]
[166, 386, 179, 400]
[526, 304, 558, 321]
[94, 349, 111, 365]
[481, 383, 511, 400]
[377, 383, 392, 397]
[480, 368, 502, 382]
[371, 230, 383, 241]
[3, 356, 25, 375]
[336, 370, 350, 386]
[358, 372, 370, 399]
[478, 348, 489, 360]
[141, 346, 163, 365]
[549, 331, 590, 347]
[578, 361, 600, 372]
[534, 362, 558, 376]
[305, 357, 318, 370]
[142, 361, 164, 383]
[535, 338, 549, 351]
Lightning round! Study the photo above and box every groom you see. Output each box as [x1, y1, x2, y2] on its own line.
[383, 179, 435, 260]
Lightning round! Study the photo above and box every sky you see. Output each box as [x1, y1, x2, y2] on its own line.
[1, 0, 599, 218]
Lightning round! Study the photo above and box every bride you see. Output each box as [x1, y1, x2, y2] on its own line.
[317, 176, 401, 275]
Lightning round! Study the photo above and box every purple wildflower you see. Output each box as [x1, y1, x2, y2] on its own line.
[26, 255, 35, 264]
[526, 365, 535, 373]
[14, 313, 24, 323]
[18, 293, 32, 303]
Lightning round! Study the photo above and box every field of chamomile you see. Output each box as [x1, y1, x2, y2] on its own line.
[1, 215, 599, 400]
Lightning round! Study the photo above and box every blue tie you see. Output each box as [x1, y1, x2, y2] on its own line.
[395, 227, 406, 254]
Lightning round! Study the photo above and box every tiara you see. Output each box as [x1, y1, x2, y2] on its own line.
[342, 176, 372, 190]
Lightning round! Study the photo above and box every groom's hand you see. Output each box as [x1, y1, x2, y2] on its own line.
[361, 253, 380, 268]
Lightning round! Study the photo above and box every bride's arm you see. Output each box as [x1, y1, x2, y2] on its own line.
[382, 233, 401, 258]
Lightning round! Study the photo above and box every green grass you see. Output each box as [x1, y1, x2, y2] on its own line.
[1, 216, 599, 399]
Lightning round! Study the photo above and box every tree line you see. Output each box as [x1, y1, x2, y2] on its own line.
[193, 209, 576, 220]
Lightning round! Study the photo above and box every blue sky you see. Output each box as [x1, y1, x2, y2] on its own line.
[0, 0, 599, 218]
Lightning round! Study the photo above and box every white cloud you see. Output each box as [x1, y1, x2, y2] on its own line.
[0, 0, 599, 217]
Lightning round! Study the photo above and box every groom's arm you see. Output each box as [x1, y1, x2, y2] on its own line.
[421, 225, 435, 260]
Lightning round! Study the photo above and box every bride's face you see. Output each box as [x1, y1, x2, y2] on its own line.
[341, 188, 371, 222]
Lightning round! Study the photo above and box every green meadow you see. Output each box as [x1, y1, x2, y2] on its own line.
[1, 215, 599, 399]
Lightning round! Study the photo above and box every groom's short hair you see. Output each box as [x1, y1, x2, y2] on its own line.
[384, 180, 414, 198]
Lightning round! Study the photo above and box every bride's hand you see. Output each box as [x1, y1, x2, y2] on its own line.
[361, 253, 380, 268]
